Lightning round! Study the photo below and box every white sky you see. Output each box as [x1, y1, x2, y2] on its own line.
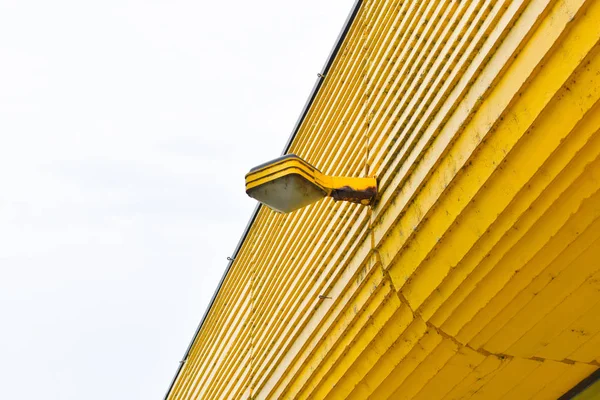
[0, 1, 354, 398]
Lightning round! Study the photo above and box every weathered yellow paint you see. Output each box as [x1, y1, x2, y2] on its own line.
[166, 0, 600, 398]
[387, 338, 459, 400]
[321, 304, 414, 400]
[286, 277, 397, 400]
[429, 113, 600, 330]
[368, 328, 444, 399]
[411, 346, 487, 400]
[346, 318, 429, 400]
[441, 355, 509, 400]
[531, 362, 598, 399]
[538, 302, 600, 362]
[502, 360, 569, 400]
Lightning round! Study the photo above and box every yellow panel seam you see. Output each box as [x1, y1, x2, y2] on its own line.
[370, 242, 600, 372]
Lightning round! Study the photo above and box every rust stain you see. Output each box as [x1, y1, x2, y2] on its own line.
[330, 185, 377, 205]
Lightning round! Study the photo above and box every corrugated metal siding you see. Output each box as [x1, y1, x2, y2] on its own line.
[167, 0, 600, 398]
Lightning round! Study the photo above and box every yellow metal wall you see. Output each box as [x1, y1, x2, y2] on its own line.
[168, 0, 600, 398]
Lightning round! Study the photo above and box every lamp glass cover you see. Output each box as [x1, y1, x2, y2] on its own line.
[246, 173, 326, 213]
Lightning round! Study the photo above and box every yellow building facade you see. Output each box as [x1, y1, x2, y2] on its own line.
[167, 0, 600, 398]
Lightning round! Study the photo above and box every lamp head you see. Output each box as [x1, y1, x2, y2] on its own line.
[245, 154, 377, 213]
[245, 155, 327, 213]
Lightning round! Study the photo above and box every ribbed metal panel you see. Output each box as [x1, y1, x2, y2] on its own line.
[167, 0, 600, 398]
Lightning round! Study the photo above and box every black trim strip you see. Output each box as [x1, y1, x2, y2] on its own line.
[558, 368, 600, 400]
[163, 1, 363, 398]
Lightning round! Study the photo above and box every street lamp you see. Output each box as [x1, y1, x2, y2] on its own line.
[245, 154, 377, 213]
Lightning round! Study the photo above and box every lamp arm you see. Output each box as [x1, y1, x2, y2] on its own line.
[325, 176, 378, 205]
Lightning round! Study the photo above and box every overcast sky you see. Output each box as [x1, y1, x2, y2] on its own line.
[0, 1, 354, 398]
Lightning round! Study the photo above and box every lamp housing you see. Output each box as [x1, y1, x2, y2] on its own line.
[245, 154, 377, 213]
